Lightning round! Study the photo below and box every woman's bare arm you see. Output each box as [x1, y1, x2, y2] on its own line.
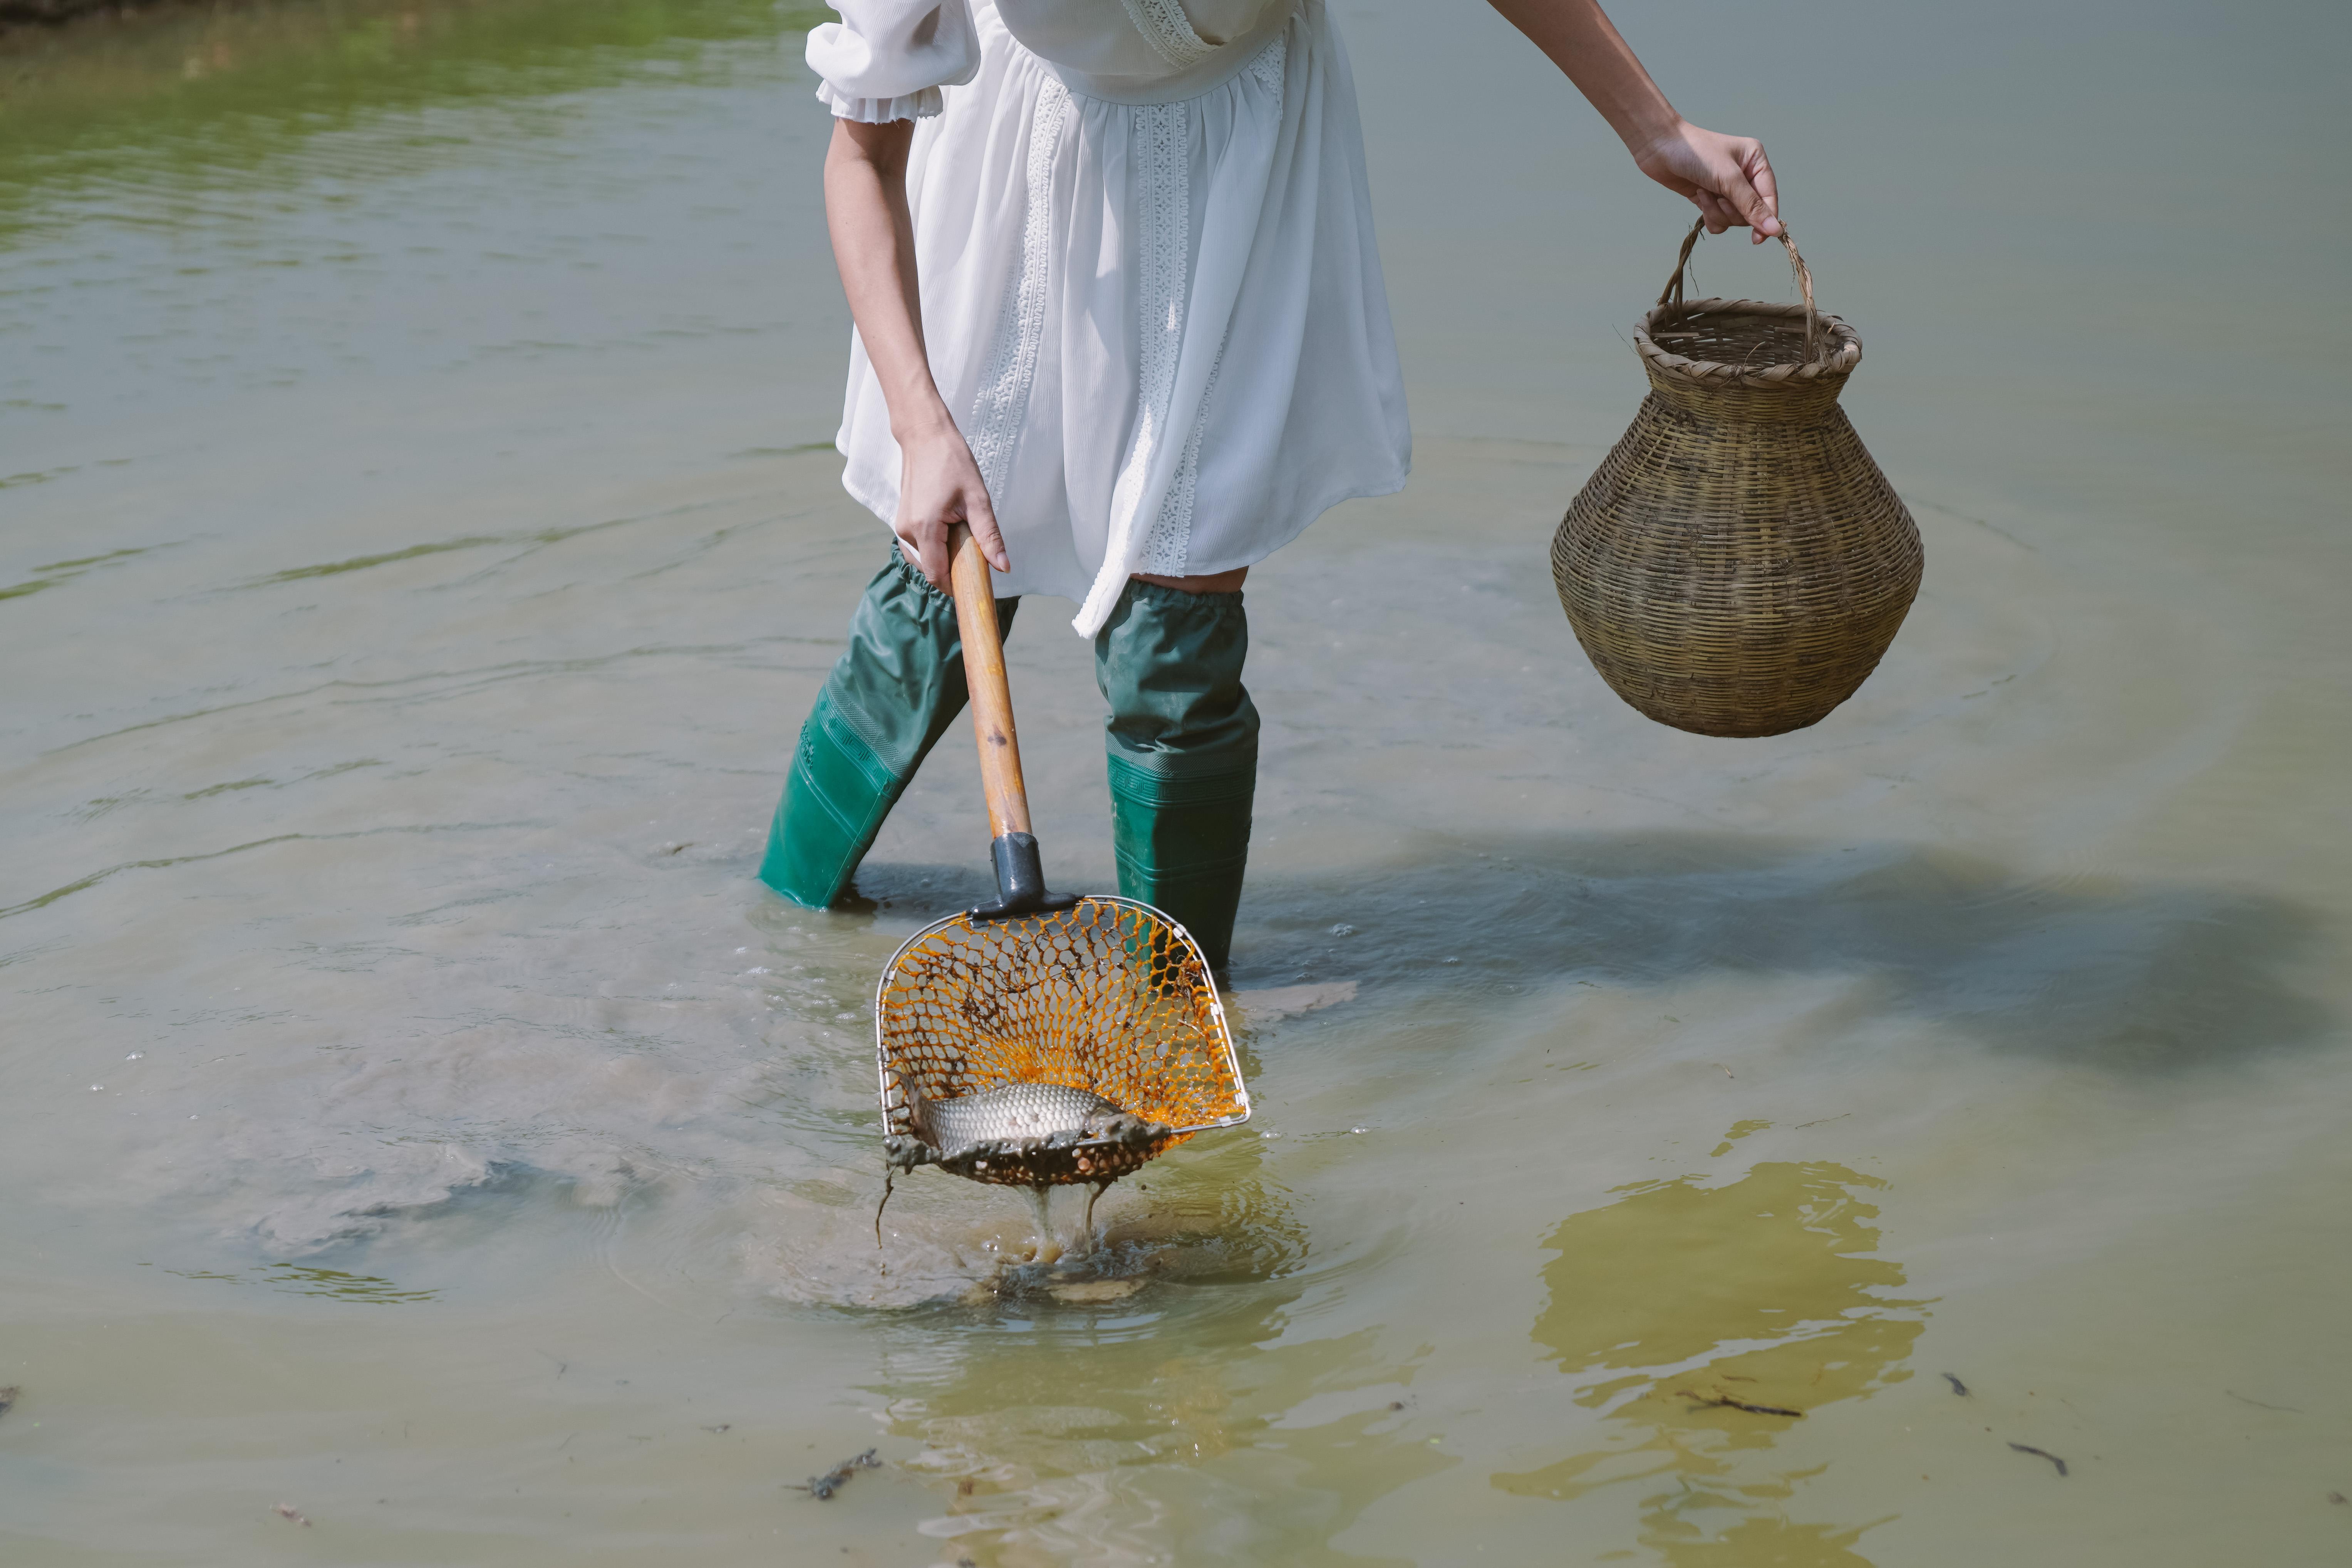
[824, 118, 1009, 585]
[1484, 0, 1781, 242]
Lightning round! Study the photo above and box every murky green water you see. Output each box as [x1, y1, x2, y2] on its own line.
[4, 0, 2349, 1562]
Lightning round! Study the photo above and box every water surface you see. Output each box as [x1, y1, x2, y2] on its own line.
[3, 1, 2349, 1562]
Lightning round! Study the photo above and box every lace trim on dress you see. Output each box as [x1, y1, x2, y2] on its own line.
[965, 77, 1073, 503]
[1076, 96, 1191, 628]
[1245, 27, 1286, 93]
[1138, 34, 1284, 578]
[1075, 28, 1291, 625]
[1116, 0, 1216, 70]
[1138, 334, 1222, 575]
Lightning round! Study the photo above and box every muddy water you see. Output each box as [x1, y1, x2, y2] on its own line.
[3, 0, 2349, 1561]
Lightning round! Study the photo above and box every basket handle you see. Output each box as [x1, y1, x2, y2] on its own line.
[1655, 217, 1818, 364]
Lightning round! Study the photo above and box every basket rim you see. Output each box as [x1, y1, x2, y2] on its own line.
[1634, 295, 1863, 386]
[871, 892, 1253, 1152]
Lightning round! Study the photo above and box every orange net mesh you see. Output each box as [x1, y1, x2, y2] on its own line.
[874, 896, 1249, 1186]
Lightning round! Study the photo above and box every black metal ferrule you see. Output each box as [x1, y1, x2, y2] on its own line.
[969, 831, 1081, 921]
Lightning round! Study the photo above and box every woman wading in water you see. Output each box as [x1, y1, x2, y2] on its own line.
[761, 0, 1781, 971]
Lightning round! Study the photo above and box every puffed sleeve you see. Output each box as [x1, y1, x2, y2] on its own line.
[805, 0, 980, 122]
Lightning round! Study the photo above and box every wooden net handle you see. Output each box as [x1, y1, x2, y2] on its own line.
[1655, 217, 1818, 364]
[947, 523, 1032, 841]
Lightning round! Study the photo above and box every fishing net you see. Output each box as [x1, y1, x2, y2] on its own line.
[874, 895, 1249, 1187]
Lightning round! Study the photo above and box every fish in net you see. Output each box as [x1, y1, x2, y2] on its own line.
[873, 894, 1249, 1254]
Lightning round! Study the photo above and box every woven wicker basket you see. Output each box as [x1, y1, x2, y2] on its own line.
[1551, 221, 1922, 737]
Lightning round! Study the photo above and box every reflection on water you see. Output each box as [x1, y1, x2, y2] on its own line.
[897, 1324, 1452, 1568]
[751, 1116, 1448, 1563]
[753, 1109, 1448, 1561]
[884, 1246, 1449, 1567]
[1496, 1159, 1922, 1564]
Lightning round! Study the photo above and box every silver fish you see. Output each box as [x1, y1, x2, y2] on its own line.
[907, 1082, 1131, 1159]
[876, 1083, 1173, 1251]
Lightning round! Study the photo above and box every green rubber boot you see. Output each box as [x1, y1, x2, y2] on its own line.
[758, 552, 1019, 908]
[1093, 578, 1259, 976]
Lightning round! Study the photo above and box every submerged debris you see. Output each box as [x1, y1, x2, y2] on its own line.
[2224, 1389, 2300, 1412]
[2006, 1442, 2068, 1477]
[793, 1447, 881, 1501]
[1046, 1276, 1145, 1305]
[0, 1387, 16, 1419]
[1675, 1388, 1803, 1419]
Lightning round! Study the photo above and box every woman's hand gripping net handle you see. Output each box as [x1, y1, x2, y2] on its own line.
[948, 523, 1080, 920]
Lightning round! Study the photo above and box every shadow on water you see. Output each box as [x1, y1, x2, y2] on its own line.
[1183, 830, 2335, 1073]
[1494, 1160, 1919, 1565]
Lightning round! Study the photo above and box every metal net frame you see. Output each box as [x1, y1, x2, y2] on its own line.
[873, 896, 1250, 1187]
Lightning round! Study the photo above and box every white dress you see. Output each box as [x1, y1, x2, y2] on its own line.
[808, 0, 1411, 636]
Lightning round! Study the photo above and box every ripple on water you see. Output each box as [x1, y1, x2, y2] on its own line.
[741, 1147, 1316, 1315]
